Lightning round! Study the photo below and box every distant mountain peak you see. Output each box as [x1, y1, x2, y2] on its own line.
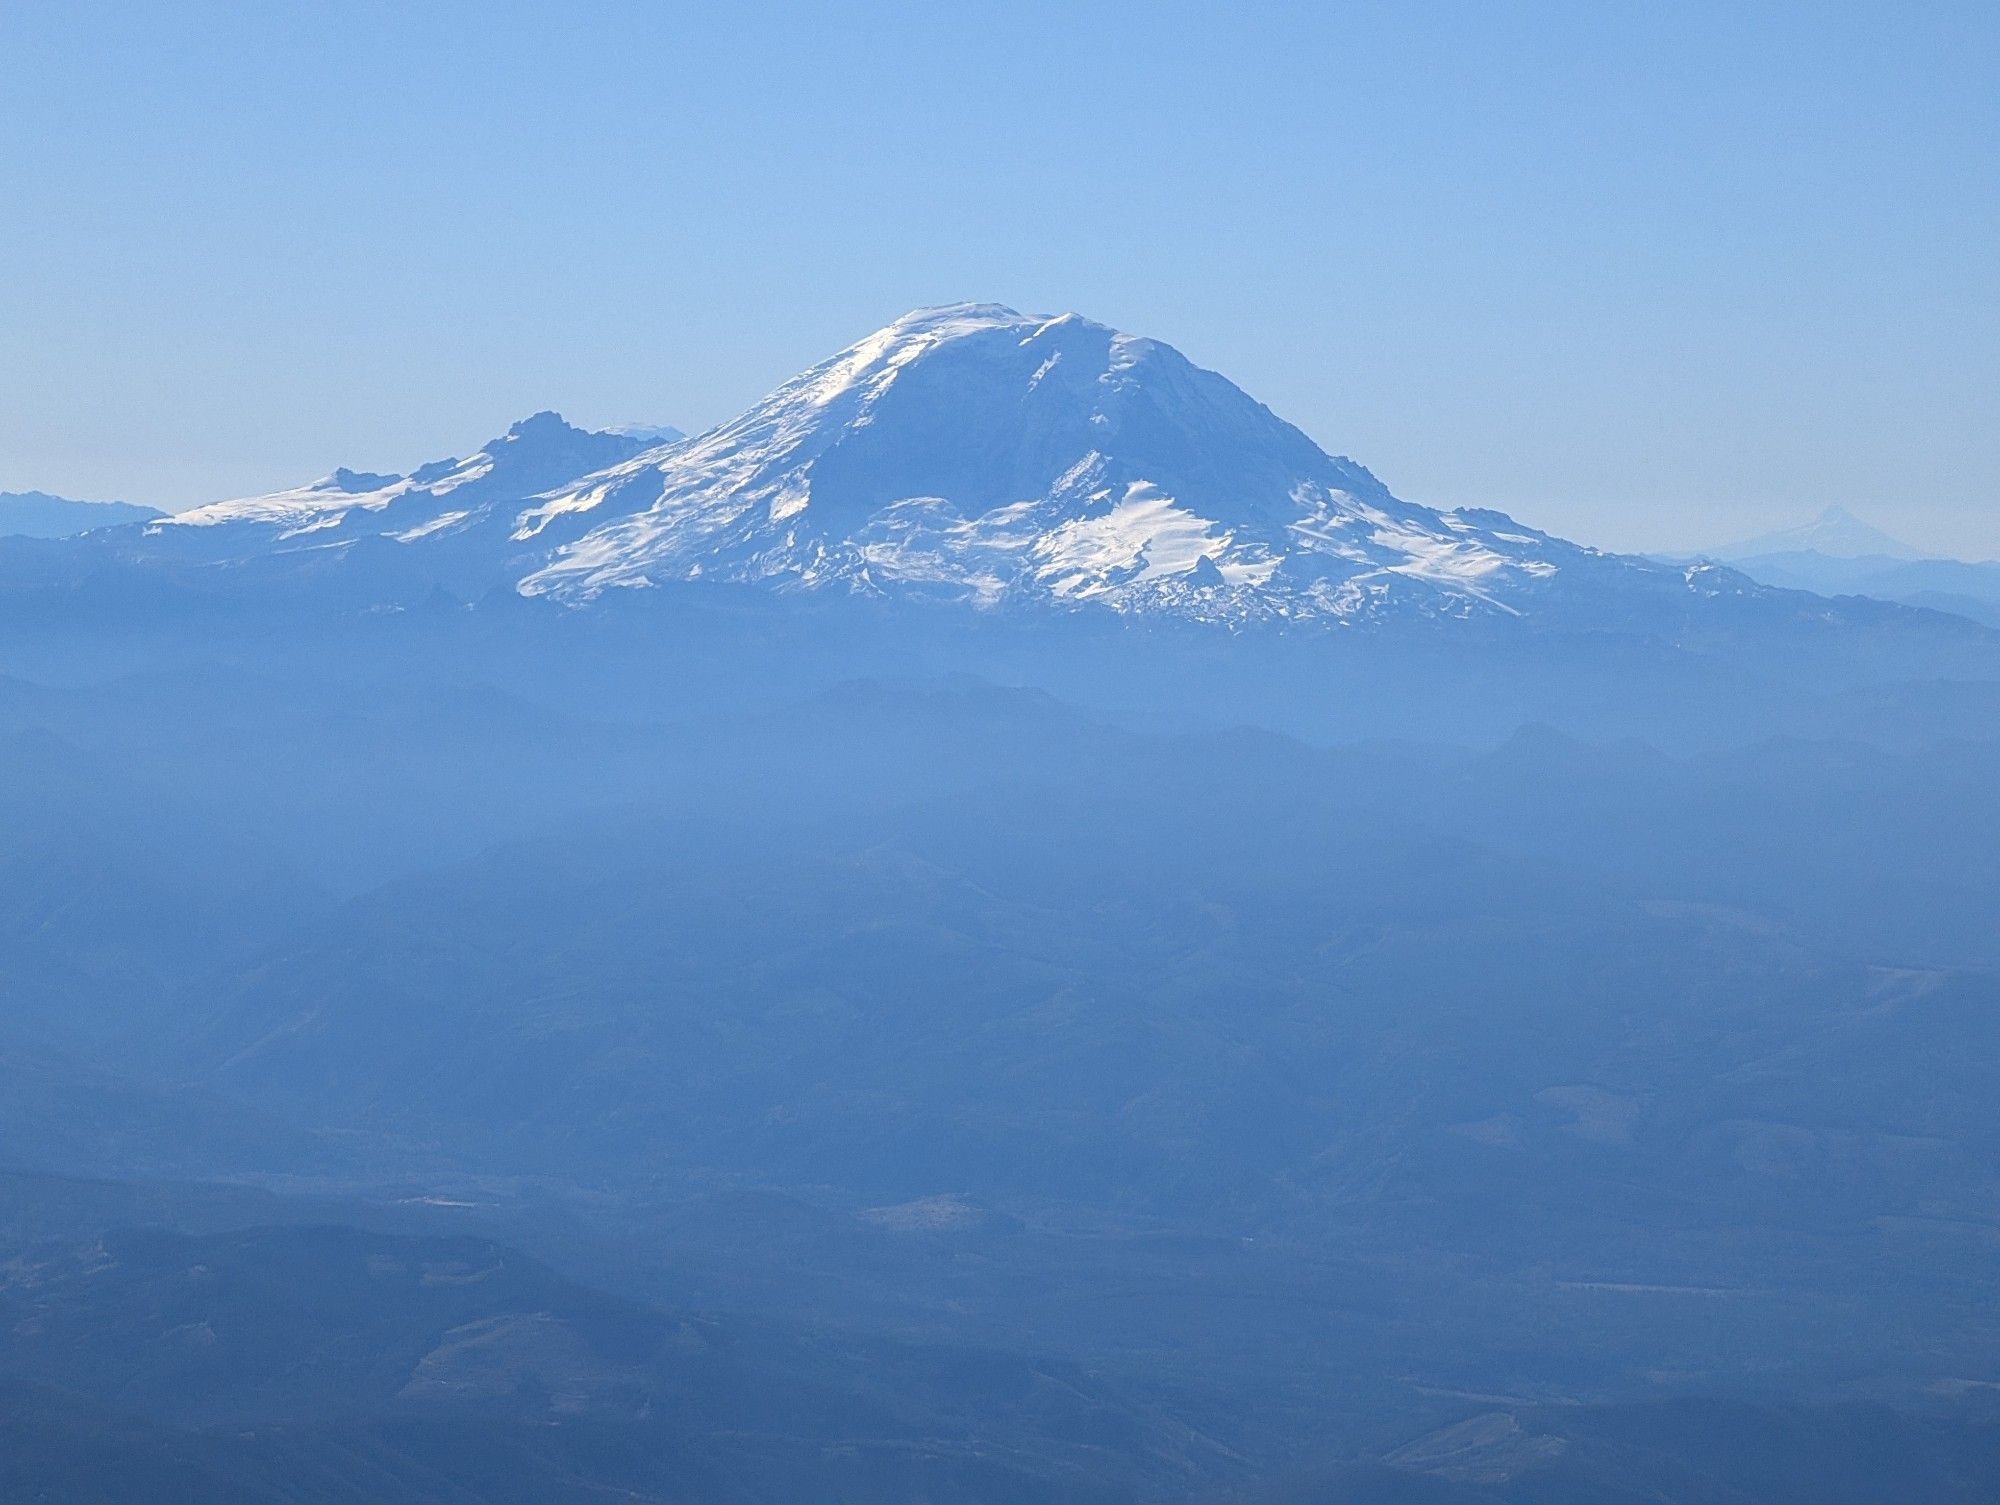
[502, 410, 583, 441]
[1711, 505, 1923, 562]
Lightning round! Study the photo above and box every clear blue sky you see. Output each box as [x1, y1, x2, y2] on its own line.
[3, 1, 1995, 554]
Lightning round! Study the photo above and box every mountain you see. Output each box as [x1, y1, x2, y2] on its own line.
[1708, 505, 1925, 563]
[514, 303, 1753, 626]
[33, 304, 1945, 644]
[162, 410, 667, 548]
[0, 490, 163, 538]
[2, 309, 1992, 758]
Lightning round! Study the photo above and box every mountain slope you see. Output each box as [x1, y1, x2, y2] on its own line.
[0, 491, 163, 538]
[159, 412, 672, 562]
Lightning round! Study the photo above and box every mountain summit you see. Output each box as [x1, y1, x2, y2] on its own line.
[1710, 505, 1924, 563]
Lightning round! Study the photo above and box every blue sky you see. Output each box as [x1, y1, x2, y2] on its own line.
[3, 0, 1995, 554]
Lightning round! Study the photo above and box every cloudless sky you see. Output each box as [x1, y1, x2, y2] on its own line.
[3, 0, 1995, 554]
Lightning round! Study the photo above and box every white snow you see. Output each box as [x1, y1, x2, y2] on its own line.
[391, 509, 472, 542]
[170, 474, 413, 530]
[1033, 485, 1234, 597]
[158, 415, 659, 564]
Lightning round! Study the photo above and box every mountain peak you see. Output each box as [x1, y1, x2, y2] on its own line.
[888, 301, 1030, 332]
[502, 410, 582, 442]
[1711, 505, 1922, 563]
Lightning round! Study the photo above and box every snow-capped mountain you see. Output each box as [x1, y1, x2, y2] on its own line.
[516, 304, 1601, 622]
[1679, 506, 2000, 629]
[101, 305, 1887, 632]
[163, 411, 669, 550]
[1707, 505, 1923, 563]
